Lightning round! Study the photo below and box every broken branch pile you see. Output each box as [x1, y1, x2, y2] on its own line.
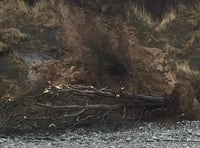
[0, 84, 180, 131]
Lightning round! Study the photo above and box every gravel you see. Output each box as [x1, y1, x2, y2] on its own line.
[1, 121, 200, 148]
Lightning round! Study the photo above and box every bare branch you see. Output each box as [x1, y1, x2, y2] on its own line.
[70, 111, 103, 128]
[122, 106, 126, 119]
[59, 87, 115, 97]
[55, 84, 165, 103]
[64, 109, 86, 117]
[134, 94, 164, 103]
[37, 103, 123, 110]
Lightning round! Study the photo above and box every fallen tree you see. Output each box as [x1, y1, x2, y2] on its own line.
[0, 84, 180, 132]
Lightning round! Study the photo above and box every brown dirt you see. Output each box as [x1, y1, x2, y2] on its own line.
[31, 2, 176, 94]
[0, 0, 199, 132]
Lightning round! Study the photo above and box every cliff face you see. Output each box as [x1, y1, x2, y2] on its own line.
[0, 0, 199, 120]
[29, 0, 176, 95]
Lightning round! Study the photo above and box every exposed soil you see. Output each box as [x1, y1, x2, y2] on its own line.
[0, 0, 199, 132]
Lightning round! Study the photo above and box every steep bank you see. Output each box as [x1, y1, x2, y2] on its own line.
[0, 0, 199, 131]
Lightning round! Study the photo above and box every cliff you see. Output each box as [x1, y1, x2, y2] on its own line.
[0, 0, 199, 131]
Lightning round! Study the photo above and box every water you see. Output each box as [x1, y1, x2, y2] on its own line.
[1, 121, 200, 148]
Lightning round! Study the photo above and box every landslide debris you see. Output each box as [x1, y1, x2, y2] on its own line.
[0, 0, 199, 131]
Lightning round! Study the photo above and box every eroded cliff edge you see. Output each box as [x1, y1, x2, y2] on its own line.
[0, 0, 199, 131]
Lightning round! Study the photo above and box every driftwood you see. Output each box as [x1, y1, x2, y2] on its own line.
[35, 84, 176, 111]
[0, 84, 180, 131]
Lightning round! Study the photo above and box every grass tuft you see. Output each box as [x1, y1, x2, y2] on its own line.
[30, 0, 58, 28]
[129, 4, 153, 27]
[1, 28, 28, 45]
[176, 61, 200, 100]
[0, 41, 7, 53]
[156, 9, 176, 31]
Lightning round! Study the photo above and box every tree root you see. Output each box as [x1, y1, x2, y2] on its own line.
[0, 84, 180, 131]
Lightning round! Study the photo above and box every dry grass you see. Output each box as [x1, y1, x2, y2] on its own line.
[1, 28, 28, 45]
[128, 4, 177, 31]
[0, 0, 58, 27]
[176, 61, 200, 99]
[0, 41, 7, 53]
[129, 5, 153, 27]
[0, 0, 29, 23]
[187, 30, 200, 49]
[176, 61, 199, 73]
[0, 0, 59, 51]
[16, 0, 29, 13]
[156, 9, 176, 31]
[30, 0, 58, 28]
[176, 61, 199, 82]
[163, 3, 200, 59]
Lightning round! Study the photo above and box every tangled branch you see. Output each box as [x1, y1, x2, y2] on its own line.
[2, 84, 179, 130]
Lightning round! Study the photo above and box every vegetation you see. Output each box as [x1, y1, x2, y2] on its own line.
[86, 27, 129, 87]
[0, 0, 60, 53]
[0, 0, 199, 132]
